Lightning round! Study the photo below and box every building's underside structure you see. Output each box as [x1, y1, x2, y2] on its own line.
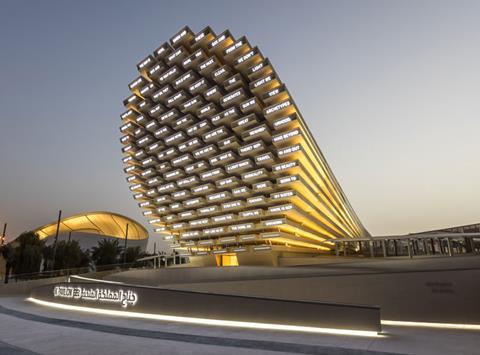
[119, 26, 369, 266]
[34, 211, 148, 251]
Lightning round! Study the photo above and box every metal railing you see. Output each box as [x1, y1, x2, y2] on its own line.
[3, 262, 150, 284]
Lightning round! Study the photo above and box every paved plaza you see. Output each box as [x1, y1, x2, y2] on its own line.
[0, 293, 478, 354]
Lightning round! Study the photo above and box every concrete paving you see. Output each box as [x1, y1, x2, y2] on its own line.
[0, 296, 479, 354]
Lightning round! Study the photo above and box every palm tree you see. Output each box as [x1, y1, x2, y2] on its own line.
[42, 244, 54, 272]
[12, 231, 44, 277]
[121, 246, 142, 265]
[1, 244, 15, 283]
[91, 238, 121, 266]
[51, 240, 90, 270]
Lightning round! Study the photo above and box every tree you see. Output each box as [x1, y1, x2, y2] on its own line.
[12, 231, 44, 277]
[1, 244, 15, 283]
[50, 240, 90, 271]
[91, 238, 121, 266]
[121, 246, 142, 265]
[42, 244, 54, 272]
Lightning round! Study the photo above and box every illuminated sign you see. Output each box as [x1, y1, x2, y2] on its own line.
[253, 75, 273, 88]
[243, 169, 266, 180]
[239, 140, 264, 154]
[225, 39, 244, 54]
[265, 100, 292, 115]
[221, 89, 242, 104]
[203, 226, 224, 235]
[168, 48, 184, 62]
[185, 197, 202, 206]
[138, 57, 152, 69]
[273, 161, 298, 172]
[213, 214, 234, 223]
[181, 231, 200, 238]
[247, 196, 265, 204]
[199, 58, 215, 71]
[273, 115, 295, 128]
[241, 99, 256, 110]
[172, 29, 188, 44]
[175, 72, 192, 86]
[277, 144, 301, 157]
[155, 43, 169, 57]
[121, 110, 133, 119]
[129, 77, 143, 89]
[149, 64, 163, 75]
[236, 48, 256, 65]
[190, 78, 207, 92]
[159, 67, 178, 82]
[54, 286, 137, 309]
[273, 129, 300, 143]
[232, 186, 249, 195]
[140, 83, 155, 95]
[210, 33, 227, 48]
[205, 86, 219, 97]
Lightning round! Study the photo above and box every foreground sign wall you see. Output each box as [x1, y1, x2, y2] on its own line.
[31, 282, 381, 333]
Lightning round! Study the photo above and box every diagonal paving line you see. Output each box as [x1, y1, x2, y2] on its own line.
[0, 339, 38, 355]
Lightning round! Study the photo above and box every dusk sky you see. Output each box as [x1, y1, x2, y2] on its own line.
[1, 0, 479, 251]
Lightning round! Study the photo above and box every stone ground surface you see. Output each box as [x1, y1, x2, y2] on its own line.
[0, 296, 478, 355]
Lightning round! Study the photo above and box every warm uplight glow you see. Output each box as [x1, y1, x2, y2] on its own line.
[220, 253, 239, 266]
[27, 297, 380, 337]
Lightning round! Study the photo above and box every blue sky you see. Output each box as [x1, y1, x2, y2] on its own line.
[1, 0, 479, 250]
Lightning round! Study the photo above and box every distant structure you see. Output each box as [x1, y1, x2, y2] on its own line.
[34, 211, 148, 251]
[333, 222, 480, 258]
[119, 26, 368, 266]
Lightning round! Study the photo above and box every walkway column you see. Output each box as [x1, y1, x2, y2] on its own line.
[423, 239, 428, 255]
[343, 241, 347, 256]
[382, 239, 387, 257]
[439, 238, 444, 254]
[469, 237, 476, 254]
[447, 238, 453, 256]
[465, 237, 474, 254]
[369, 240, 374, 258]
[335, 242, 339, 257]
[407, 239, 413, 258]
[393, 239, 398, 256]
[430, 238, 435, 255]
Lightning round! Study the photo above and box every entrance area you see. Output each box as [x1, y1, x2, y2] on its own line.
[216, 253, 239, 266]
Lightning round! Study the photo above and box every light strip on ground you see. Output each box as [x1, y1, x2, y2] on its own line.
[27, 297, 379, 337]
[382, 320, 480, 330]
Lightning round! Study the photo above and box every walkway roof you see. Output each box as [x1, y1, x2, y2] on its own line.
[34, 211, 148, 241]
